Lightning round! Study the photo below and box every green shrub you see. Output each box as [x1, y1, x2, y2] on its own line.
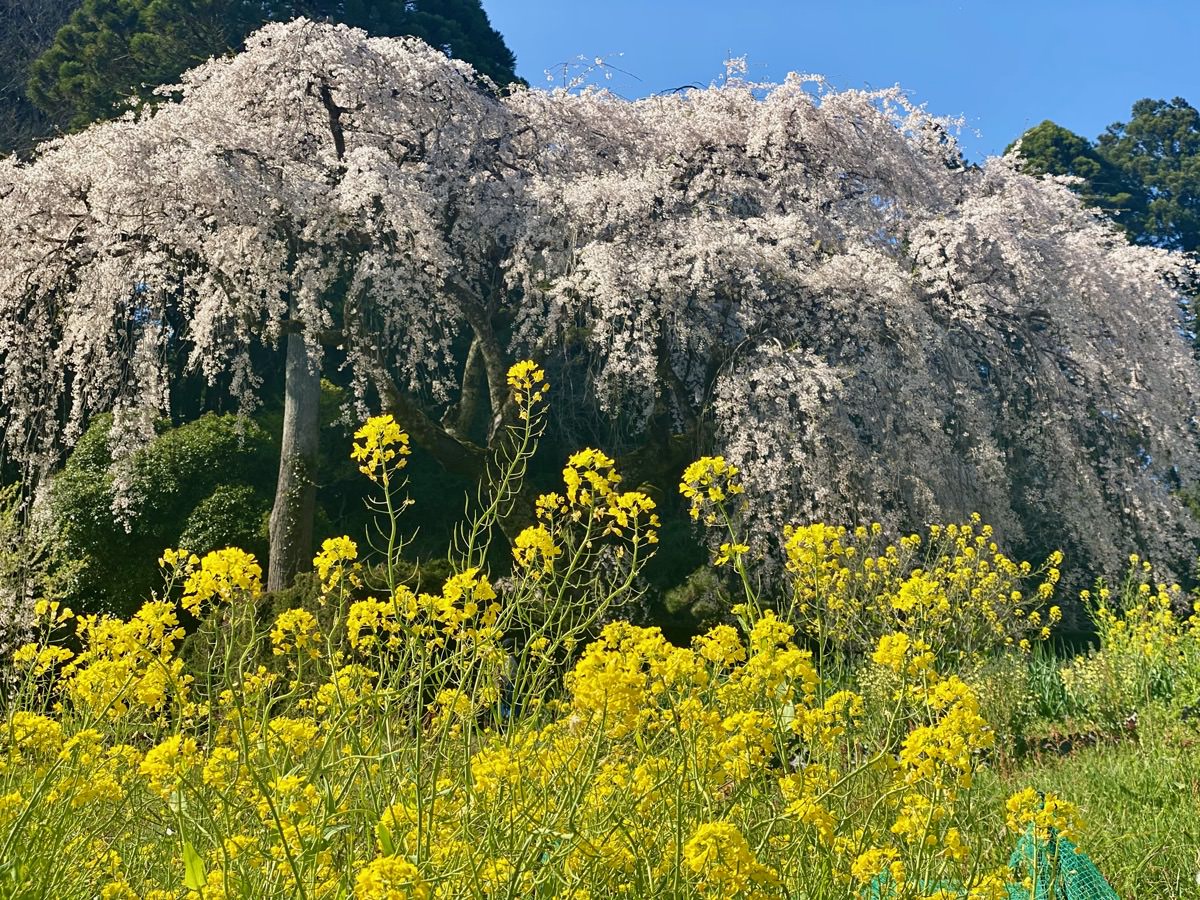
[46, 412, 276, 616]
[662, 565, 731, 628]
[966, 654, 1041, 762]
[1060, 562, 1200, 731]
[178, 484, 270, 563]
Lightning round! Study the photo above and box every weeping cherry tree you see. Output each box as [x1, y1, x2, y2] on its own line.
[1, 20, 1199, 593]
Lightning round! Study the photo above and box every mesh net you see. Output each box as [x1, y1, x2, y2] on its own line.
[864, 828, 1119, 900]
[1005, 830, 1120, 900]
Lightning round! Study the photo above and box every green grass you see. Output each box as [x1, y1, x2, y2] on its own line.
[974, 713, 1200, 898]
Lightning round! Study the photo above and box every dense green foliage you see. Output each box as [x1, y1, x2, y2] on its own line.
[39, 379, 490, 618]
[291, 0, 518, 85]
[26, 0, 255, 132]
[1011, 120, 1143, 235]
[1097, 98, 1200, 253]
[46, 412, 277, 616]
[25, 0, 518, 134]
[1013, 98, 1200, 253]
[0, 0, 80, 156]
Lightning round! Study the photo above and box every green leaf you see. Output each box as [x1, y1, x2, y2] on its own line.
[183, 841, 206, 891]
[779, 701, 797, 730]
[377, 822, 395, 857]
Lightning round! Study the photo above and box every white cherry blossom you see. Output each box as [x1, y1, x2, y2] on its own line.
[1, 19, 1197, 587]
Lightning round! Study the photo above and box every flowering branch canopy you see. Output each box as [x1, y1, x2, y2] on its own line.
[2, 19, 1198, 573]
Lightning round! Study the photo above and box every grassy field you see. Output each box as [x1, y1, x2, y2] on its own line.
[975, 719, 1200, 898]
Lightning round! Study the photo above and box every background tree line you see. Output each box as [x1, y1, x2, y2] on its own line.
[1011, 99, 1200, 255]
[6, 0, 1196, 251]
[0, 0, 519, 156]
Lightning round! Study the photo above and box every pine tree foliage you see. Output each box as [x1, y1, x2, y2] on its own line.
[1010, 120, 1143, 236]
[0, 0, 81, 156]
[1014, 99, 1200, 254]
[1097, 98, 1200, 253]
[25, 0, 518, 133]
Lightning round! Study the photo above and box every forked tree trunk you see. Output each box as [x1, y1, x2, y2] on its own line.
[268, 329, 321, 591]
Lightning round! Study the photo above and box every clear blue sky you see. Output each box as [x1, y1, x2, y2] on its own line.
[485, 1, 1200, 162]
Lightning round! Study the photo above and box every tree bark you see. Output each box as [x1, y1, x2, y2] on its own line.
[268, 328, 321, 591]
[453, 336, 485, 438]
[448, 278, 509, 438]
[369, 361, 488, 481]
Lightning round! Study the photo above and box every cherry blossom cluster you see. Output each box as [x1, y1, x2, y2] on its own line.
[1, 19, 1197, 583]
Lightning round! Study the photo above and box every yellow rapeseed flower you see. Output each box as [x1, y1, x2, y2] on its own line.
[354, 855, 430, 899]
[679, 456, 744, 522]
[1005, 788, 1082, 840]
[562, 448, 621, 508]
[271, 608, 321, 657]
[313, 535, 362, 594]
[352, 415, 411, 482]
[506, 359, 549, 415]
[683, 821, 777, 897]
[179, 547, 262, 616]
[512, 524, 561, 576]
[139, 735, 200, 798]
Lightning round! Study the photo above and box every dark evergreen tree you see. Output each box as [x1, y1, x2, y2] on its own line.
[1012, 99, 1200, 254]
[27, 0, 519, 134]
[0, 0, 82, 156]
[1097, 98, 1200, 252]
[1010, 120, 1143, 236]
[27, 0, 259, 131]
[290, 0, 517, 86]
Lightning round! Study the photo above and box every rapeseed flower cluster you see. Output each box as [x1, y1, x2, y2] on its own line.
[781, 516, 1063, 664]
[353, 414, 411, 483]
[313, 534, 362, 595]
[171, 547, 262, 615]
[562, 448, 622, 508]
[1060, 558, 1200, 728]
[1005, 788, 1082, 841]
[506, 359, 549, 416]
[512, 524, 561, 576]
[680, 456, 745, 524]
[683, 821, 778, 898]
[271, 608, 321, 657]
[1, 379, 1099, 899]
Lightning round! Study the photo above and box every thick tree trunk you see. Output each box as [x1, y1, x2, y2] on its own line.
[453, 336, 485, 438]
[268, 329, 321, 591]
